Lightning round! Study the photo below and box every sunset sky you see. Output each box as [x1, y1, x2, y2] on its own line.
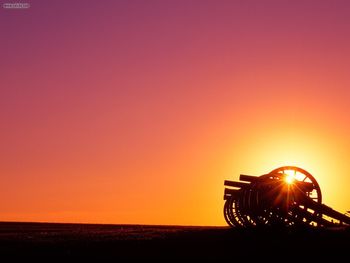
[1, 0, 350, 226]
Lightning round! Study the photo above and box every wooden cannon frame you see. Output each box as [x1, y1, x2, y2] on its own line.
[223, 166, 350, 227]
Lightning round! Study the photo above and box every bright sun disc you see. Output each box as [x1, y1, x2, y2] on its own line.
[285, 175, 294, 184]
[284, 172, 295, 185]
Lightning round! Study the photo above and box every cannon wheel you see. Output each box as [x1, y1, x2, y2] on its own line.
[224, 197, 247, 227]
[269, 166, 322, 204]
[224, 198, 239, 227]
[269, 166, 322, 226]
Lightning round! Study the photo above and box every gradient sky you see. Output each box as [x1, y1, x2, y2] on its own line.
[1, 0, 350, 225]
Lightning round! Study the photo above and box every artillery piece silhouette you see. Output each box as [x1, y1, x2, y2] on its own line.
[223, 166, 350, 228]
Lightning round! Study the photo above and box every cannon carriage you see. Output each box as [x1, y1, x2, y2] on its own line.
[223, 166, 350, 228]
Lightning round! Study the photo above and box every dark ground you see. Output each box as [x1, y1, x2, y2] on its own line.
[0, 222, 349, 260]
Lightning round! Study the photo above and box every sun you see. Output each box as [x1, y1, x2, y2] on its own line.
[285, 175, 295, 184]
[284, 170, 295, 185]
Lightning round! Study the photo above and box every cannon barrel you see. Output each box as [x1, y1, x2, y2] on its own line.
[239, 174, 259, 182]
[224, 180, 250, 188]
[294, 181, 315, 192]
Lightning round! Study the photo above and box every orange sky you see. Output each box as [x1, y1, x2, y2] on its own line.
[1, 1, 350, 225]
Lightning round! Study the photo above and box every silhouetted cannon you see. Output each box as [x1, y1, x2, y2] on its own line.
[223, 166, 350, 228]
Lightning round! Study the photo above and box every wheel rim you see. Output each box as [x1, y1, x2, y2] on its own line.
[268, 166, 322, 226]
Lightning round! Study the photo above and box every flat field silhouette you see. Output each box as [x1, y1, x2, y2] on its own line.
[0, 222, 349, 259]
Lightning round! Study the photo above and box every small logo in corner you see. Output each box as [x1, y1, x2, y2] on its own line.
[3, 2, 30, 9]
